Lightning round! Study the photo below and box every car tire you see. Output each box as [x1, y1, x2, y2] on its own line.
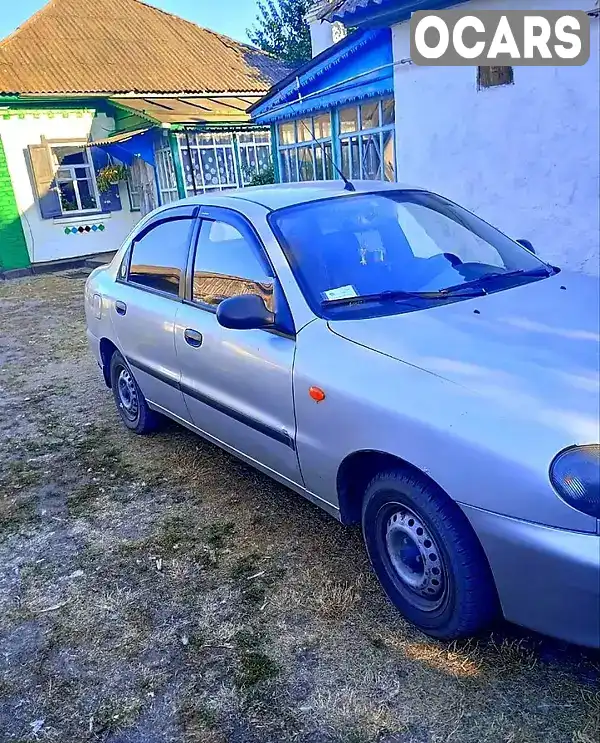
[362, 468, 498, 640]
[110, 351, 160, 435]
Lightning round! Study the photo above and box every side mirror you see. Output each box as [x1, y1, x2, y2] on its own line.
[216, 294, 275, 331]
[517, 238, 536, 254]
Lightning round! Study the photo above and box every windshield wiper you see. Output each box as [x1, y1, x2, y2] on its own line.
[321, 267, 552, 308]
[441, 266, 554, 294]
[322, 286, 485, 308]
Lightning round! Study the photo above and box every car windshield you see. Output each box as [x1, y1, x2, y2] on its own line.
[269, 190, 551, 317]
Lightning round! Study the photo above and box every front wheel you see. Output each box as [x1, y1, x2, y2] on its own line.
[110, 351, 160, 435]
[362, 469, 498, 640]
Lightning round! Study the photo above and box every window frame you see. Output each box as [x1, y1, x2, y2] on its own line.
[50, 142, 102, 216]
[184, 206, 295, 337]
[275, 100, 396, 184]
[276, 114, 334, 183]
[338, 97, 396, 182]
[117, 205, 199, 301]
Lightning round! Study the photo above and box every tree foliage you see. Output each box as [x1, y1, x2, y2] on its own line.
[248, 0, 313, 64]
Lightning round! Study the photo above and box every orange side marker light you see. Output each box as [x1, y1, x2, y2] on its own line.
[309, 386, 326, 403]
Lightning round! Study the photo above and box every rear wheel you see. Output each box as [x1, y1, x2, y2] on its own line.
[362, 468, 498, 639]
[110, 351, 160, 435]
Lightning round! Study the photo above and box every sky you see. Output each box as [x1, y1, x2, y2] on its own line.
[0, 0, 260, 43]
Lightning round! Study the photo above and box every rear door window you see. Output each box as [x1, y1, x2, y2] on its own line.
[128, 218, 193, 296]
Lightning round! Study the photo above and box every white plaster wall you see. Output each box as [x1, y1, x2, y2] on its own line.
[392, 0, 600, 274]
[0, 110, 139, 264]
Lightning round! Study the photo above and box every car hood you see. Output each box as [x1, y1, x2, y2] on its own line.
[328, 271, 600, 445]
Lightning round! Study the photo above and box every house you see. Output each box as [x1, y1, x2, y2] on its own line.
[251, 5, 398, 186]
[253, 0, 599, 276]
[0, 0, 291, 275]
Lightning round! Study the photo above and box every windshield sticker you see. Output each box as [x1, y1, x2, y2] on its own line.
[323, 285, 358, 301]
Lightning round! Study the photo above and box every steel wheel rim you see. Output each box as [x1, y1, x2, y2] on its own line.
[117, 367, 139, 421]
[383, 503, 447, 611]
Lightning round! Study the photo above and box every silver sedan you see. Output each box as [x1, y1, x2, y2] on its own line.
[85, 181, 600, 647]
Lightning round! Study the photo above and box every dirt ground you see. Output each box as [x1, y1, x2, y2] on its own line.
[0, 269, 598, 743]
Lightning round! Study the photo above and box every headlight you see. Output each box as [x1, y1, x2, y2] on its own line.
[550, 445, 600, 518]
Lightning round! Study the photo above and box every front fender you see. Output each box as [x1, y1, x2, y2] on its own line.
[293, 320, 596, 533]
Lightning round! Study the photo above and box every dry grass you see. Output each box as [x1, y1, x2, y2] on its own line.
[0, 270, 598, 743]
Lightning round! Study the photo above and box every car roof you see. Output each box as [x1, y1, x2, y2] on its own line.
[175, 180, 426, 212]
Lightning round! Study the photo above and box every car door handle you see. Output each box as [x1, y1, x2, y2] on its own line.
[115, 301, 127, 316]
[184, 329, 203, 348]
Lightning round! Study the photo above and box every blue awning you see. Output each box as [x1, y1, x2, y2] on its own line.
[251, 28, 393, 125]
[89, 128, 156, 166]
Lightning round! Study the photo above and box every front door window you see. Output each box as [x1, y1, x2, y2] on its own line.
[192, 219, 274, 311]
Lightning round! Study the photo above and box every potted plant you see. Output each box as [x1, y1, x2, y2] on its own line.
[97, 163, 128, 192]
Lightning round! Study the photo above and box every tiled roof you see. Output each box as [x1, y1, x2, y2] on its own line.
[307, 0, 345, 22]
[328, 0, 457, 24]
[328, 0, 388, 22]
[0, 0, 293, 96]
[312, 0, 348, 21]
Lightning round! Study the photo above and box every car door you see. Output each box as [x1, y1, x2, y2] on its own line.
[111, 206, 196, 423]
[175, 207, 302, 487]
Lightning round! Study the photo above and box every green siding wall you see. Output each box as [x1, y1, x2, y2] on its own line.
[0, 135, 30, 271]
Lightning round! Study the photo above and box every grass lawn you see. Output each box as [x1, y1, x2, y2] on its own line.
[0, 270, 598, 743]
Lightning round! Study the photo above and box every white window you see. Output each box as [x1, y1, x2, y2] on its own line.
[51, 144, 100, 214]
[277, 114, 334, 183]
[338, 97, 396, 182]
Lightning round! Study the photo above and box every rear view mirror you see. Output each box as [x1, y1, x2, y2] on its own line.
[517, 239, 536, 254]
[216, 294, 275, 331]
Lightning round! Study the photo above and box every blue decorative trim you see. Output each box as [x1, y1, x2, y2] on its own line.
[255, 29, 382, 115]
[257, 80, 394, 124]
[252, 27, 393, 125]
[301, 29, 377, 86]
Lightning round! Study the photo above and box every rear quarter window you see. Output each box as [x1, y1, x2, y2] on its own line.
[128, 218, 193, 296]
